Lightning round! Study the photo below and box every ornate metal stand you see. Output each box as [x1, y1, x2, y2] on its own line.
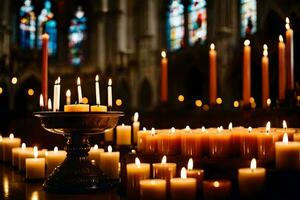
[34, 111, 124, 193]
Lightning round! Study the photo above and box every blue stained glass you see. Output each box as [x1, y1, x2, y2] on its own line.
[240, 0, 257, 37]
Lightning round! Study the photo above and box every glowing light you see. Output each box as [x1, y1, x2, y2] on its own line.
[108, 145, 112, 153]
[249, 97, 255, 104]
[95, 74, 99, 82]
[178, 95, 184, 102]
[161, 155, 167, 164]
[267, 98, 271, 106]
[11, 77, 18, 84]
[9, 133, 14, 140]
[3, 176, 9, 198]
[263, 44, 268, 57]
[248, 126, 252, 133]
[151, 128, 155, 135]
[28, 88, 34, 96]
[82, 97, 88, 104]
[244, 40, 250, 46]
[213, 181, 220, 188]
[161, 51, 166, 58]
[285, 17, 290, 30]
[185, 126, 191, 131]
[116, 99, 122, 106]
[133, 112, 139, 122]
[228, 122, 233, 131]
[279, 35, 283, 42]
[54, 146, 58, 152]
[170, 127, 175, 134]
[283, 120, 287, 129]
[203, 104, 210, 111]
[0, 87, 3, 95]
[250, 158, 256, 170]
[77, 77, 81, 85]
[233, 101, 239, 108]
[30, 191, 39, 200]
[180, 167, 187, 179]
[210, 43, 215, 50]
[108, 78, 112, 86]
[266, 121, 271, 133]
[66, 90, 71, 97]
[216, 97, 222, 104]
[187, 158, 193, 170]
[33, 146, 38, 158]
[21, 143, 26, 150]
[39, 94, 44, 107]
[195, 100, 202, 107]
[201, 126, 206, 132]
[143, 127, 147, 131]
[283, 133, 288, 144]
[48, 98, 52, 110]
[135, 157, 141, 167]
[93, 144, 98, 150]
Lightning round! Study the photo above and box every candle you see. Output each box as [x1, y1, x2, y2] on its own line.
[107, 78, 113, 108]
[209, 43, 217, 105]
[95, 74, 101, 105]
[77, 77, 83, 104]
[104, 128, 114, 142]
[152, 155, 177, 191]
[12, 143, 26, 168]
[132, 112, 140, 144]
[243, 39, 251, 105]
[53, 78, 58, 111]
[275, 133, 300, 169]
[157, 127, 181, 155]
[88, 144, 104, 166]
[261, 44, 269, 108]
[160, 51, 168, 102]
[39, 94, 44, 110]
[145, 128, 158, 153]
[66, 89, 71, 105]
[126, 157, 150, 199]
[276, 120, 295, 141]
[209, 128, 230, 158]
[116, 124, 132, 146]
[64, 104, 89, 112]
[137, 127, 150, 151]
[294, 133, 300, 142]
[278, 35, 286, 101]
[56, 77, 61, 111]
[203, 180, 232, 200]
[0, 136, 3, 161]
[238, 158, 266, 199]
[187, 158, 204, 191]
[2, 133, 21, 162]
[229, 125, 245, 157]
[285, 17, 294, 90]
[18, 146, 34, 171]
[25, 147, 45, 180]
[48, 98, 52, 111]
[240, 127, 257, 159]
[46, 146, 67, 174]
[99, 145, 120, 179]
[42, 33, 49, 108]
[181, 126, 204, 157]
[170, 167, 197, 200]
[257, 122, 278, 161]
[140, 179, 166, 200]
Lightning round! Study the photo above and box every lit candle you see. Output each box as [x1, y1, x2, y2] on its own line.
[132, 112, 140, 144]
[209, 43, 217, 105]
[261, 44, 269, 108]
[99, 145, 120, 179]
[95, 74, 101, 105]
[126, 157, 150, 199]
[116, 124, 132, 146]
[48, 98, 52, 111]
[39, 94, 44, 110]
[181, 126, 204, 157]
[285, 17, 294, 90]
[243, 39, 251, 105]
[107, 78, 113, 108]
[56, 76, 61, 111]
[137, 127, 150, 152]
[157, 127, 181, 155]
[53, 79, 58, 111]
[257, 122, 278, 161]
[170, 167, 197, 200]
[42, 33, 49, 108]
[18, 145, 34, 171]
[104, 128, 114, 142]
[238, 158, 266, 199]
[66, 89, 71, 105]
[77, 77, 83, 104]
[160, 51, 168, 102]
[278, 35, 286, 101]
[203, 180, 232, 200]
[187, 158, 204, 192]
[275, 133, 300, 169]
[229, 124, 244, 157]
[12, 143, 26, 168]
[209, 128, 230, 158]
[88, 144, 104, 166]
[240, 126, 257, 159]
[145, 128, 158, 153]
[2, 133, 21, 162]
[276, 120, 296, 141]
[46, 146, 67, 174]
[25, 147, 45, 180]
[140, 179, 166, 200]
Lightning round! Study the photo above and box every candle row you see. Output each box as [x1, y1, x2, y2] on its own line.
[126, 156, 266, 200]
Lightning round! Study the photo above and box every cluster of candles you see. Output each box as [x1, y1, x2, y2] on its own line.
[39, 75, 112, 112]
[126, 156, 266, 200]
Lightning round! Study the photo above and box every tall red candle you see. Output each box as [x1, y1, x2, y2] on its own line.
[160, 51, 168, 102]
[261, 44, 269, 108]
[278, 35, 286, 101]
[209, 43, 217, 105]
[285, 18, 294, 90]
[42, 34, 49, 108]
[243, 40, 251, 105]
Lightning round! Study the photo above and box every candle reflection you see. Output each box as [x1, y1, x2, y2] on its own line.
[31, 191, 39, 200]
[3, 176, 9, 198]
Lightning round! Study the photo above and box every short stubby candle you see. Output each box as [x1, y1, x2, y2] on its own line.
[209, 128, 230, 158]
[132, 112, 140, 144]
[275, 133, 300, 169]
[99, 145, 120, 179]
[19, 146, 35, 171]
[257, 122, 278, 161]
[181, 126, 203, 157]
[145, 128, 158, 153]
[157, 128, 181, 155]
[12, 143, 27, 167]
[126, 157, 150, 199]
[25, 147, 45, 180]
[140, 179, 166, 200]
[137, 128, 151, 152]
[64, 104, 90, 112]
[46, 147, 67, 174]
[88, 144, 104, 166]
[170, 167, 197, 200]
[90, 105, 107, 112]
[186, 158, 204, 191]
[3, 133, 21, 162]
[203, 180, 232, 200]
[238, 158, 266, 199]
[116, 124, 132, 146]
[240, 127, 258, 159]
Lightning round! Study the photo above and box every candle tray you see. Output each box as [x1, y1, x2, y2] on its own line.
[34, 111, 124, 193]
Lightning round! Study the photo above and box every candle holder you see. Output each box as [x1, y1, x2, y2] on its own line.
[34, 111, 124, 193]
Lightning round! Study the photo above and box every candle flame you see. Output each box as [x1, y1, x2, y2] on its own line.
[266, 121, 271, 133]
[48, 98, 52, 110]
[21, 143, 26, 149]
[279, 35, 283, 42]
[263, 44, 268, 56]
[161, 155, 167, 164]
[210, 43, 215, 50]
[9, 133, 14, 140]
[39, 94, 44, 107]
[45, 151, 48, 157]
[54, 146, 58, 152]
[201, 126, 206, 132]
[180, 167, 187, 179]
[108, 145, 112, 153]
[250, 158, 257, 170]
[228, 122, 233, 131]
[161, 51, 166, 58]
[143, 127, 147, 131]
[185, 125, 191, 131]
[66, 89, 71, 97]
[286, 17, 290, 24]
[93, 144, 98, 150]
[135, 157, 141, 166]
[77, 77, 81, 85]
[170, 127, 175, 134]
[213, 181, 220, 188]
[248, 126, 252, 133]
[283, 133, 288, 144]
[108, 78, 112, 86]
[133, 112, 139, 122]
[95, 74, 99, 82]
[122, 123, 125, 126]
[187, 158, 193, 170]
[34, 146, 38, 159]
[244, 39, 250, 46]
[57, 76, 61, 84]
[0, 136, 2, 142]
[42, 33, 49, 40]
[283, 120, 287, 129]
[151, 128, 155, 135]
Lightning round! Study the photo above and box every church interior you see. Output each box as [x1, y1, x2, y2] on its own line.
[0, 0, 300, 200]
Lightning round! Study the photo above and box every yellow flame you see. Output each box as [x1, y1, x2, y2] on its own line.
[95, 74, 99, 82]
[244, 40, 250, 46]
[151, 128, 155, 135]
[187, 158, 193, 170]
[21, 143, 26, 150]
[180, 167, 187, 179]
[228, 122, 233, 130]
[48, 98, 52, 110]
[170, 127, 175, 134]
[77, 77, 81, 85]
[9, 133, 14, 140]
[283, 133, 288, 144]
[66, 90, 71, 97]
[266, 121, 271, 133]
[108, 78, 112, 86]
[283, 120, 287, 129]
[135, 157, 141, 166]
[54, 146, 58, 152]
[279, 35, 283, 42]
[248, 126, 252, 133]
[161, 51, 166, 58]
[250, 158, 256, 170]
[143, 127, 147, 131]
[108, 145, 112, 153]
[213, 181, 220, 187]
[201, 126, 206, 132]
[133, 112, 139, 122]
[185, 126, 191, 131]
[161, 155, 167, 164]
[210, 43, 215, 50]
[39, 94, 44, 107]
[263, 44, 268, 56]
[93, 144, 98, 150]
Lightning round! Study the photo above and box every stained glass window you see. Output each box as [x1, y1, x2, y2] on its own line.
[19, 0, 36, 49]
[68, 6, 87, 66]
[240, 0, 257, 37]
[188, 0, 207, 45]
[37, 0, 57, 55]
[167, 0, 185, 51]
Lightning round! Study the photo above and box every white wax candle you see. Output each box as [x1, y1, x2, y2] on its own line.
[53, 79, 57, 111]
[57, 76, 61, 111]
[77, 77, 83, 103]
[95, 74, 101, 105]
[48, 98, 52, 110]
[99, 145, 120, 179]
[46, 146, 67, 174]
[88, 144, 104, 166]
[132, 112, 140, 144]
[107, 78, 112, 108]
[2, 133, 21, 162]
[25, 147, 45, 179]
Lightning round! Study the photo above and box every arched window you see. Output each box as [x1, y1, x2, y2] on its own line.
[19, 0, 36, 49]
[167, 0, 185, 51]
[68, 6, 87, 66]
[37, 0, 57, 55]
[240, 0, 257, 37]
[188, 0, 207, 45]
